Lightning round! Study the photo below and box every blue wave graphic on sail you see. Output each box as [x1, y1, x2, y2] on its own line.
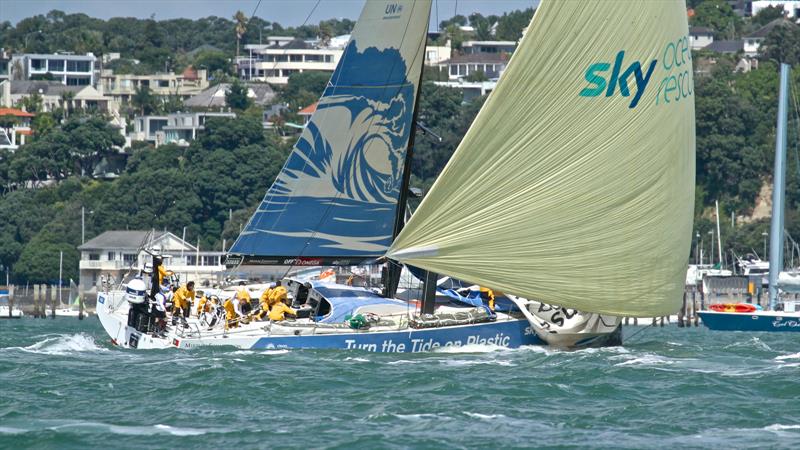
[231, 40, 416, 259]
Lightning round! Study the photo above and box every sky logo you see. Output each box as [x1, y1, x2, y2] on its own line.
[579, 50, 657, 109]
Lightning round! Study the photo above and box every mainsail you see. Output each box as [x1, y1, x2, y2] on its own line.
[387, 0, 695, 317]
[229, 1, 431, 266]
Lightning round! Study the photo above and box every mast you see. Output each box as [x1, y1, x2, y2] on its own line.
[384, 6, 431, 299]
[768, 63, 790, 311]
[715, 200, 723, 267]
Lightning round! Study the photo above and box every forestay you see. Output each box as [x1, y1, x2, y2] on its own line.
[388, 0, 695, 317]
[229, 0, 430, 266]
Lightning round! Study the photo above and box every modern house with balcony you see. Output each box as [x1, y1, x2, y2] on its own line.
[236, 35, 347, 85]
[438, 52, 509, 81]
[129, 111, 236, 147]
[9, 52, 97, 86]
[78, 230, 226, 296]
[461, 40, 517, 55]
[99, 66, 209, 102]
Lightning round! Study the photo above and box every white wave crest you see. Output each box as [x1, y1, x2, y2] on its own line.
[764, 424, 800, 431]
[463, 412, 507, 420]
[432, 344, 511, 354]
[614, 354, 675, 367]
[15, 333, 107, 355]
[775, 352, 800, 361]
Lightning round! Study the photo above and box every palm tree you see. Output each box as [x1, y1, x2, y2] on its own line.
[60, 91, 75, 119]
[234, 11, 248, 60]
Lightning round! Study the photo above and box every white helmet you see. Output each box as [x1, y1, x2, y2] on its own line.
[126, 278, 147, 304]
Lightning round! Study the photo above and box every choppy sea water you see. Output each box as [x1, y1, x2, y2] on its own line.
[1, 318, 799, 449]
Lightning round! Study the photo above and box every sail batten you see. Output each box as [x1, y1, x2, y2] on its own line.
[388, 0, 695, 317]
[229, 0, 431, 266]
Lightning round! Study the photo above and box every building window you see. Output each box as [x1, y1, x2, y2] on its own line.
[450, 65, 457, 76]
[158, 80, 170, 88]
[49, 59, 65, 71]
[305, 54, 322, 62]
[66, 76, 90, 86]
[324, 55, 333, 63]
[290, 54, 303, 62]
[107, 252, 116, 260]
[66, 60, 91, 72]
[123, 254, 136, 264]
[89, 253, 100, 261]
[187, 255, 198, 265]
[31, 59, 46, 70]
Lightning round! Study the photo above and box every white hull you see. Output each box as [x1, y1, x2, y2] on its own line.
[45, 308, 93, 318]
[0, 305, 24, 318]
[97, 288, 622, 351]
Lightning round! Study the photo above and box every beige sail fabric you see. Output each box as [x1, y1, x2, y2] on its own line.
[388, 0, 695, 317]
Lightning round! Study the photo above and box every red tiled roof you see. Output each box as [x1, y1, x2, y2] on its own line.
[16, 129, 33, 136]
[0, 108, 35, 117]
[299, 102, 318, 115]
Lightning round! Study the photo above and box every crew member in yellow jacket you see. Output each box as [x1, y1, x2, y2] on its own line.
[195, 291, 210, 316]
[479, 287, 495, 312]
[254, 285, 275, 321]
[269, 282, 287, 304]
[172, 281, 195, 318]
[155, 256, 173, 286]
[223, 297, 239, 328]
[269, 298, 296, 322]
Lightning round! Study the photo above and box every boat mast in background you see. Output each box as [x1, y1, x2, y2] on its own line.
[768, 63, 790, 311]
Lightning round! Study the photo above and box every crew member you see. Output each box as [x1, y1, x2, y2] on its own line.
[195, 290, 210, 316]
[269, 281, 287, 305]
[254, 284, 276, 321]
[155, 256, 174, 286]
[269, 295, 296, 322]
[479, 287, 495, 312]
[172, 281, 196, 321]
[223, 296, 239, 328]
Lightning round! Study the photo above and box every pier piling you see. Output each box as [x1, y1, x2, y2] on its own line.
[50, 284, 56, 319]
[33, 284, 40, 318]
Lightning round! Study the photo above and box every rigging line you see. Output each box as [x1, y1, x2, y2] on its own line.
[790, 75, 800, 182]
[623, 322, 651, 345]
[227, 0, 323, 255]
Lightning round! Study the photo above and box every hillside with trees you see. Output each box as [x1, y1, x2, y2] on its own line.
[4, 2, 800, 281]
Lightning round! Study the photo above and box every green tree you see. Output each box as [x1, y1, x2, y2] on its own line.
[132, 85, 158, 116]
[234, 10, 248, 59]
[225, 79, 251, 111]
[690, 0, 742, 39]
[753, 6, 787, 27]
[760, 23, 800, 65]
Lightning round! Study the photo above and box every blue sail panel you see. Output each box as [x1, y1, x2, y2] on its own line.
[229, 0, 431, 265]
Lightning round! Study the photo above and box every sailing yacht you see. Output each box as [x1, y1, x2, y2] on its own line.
[700, 64, 800, 332]
[97, 0, 695, 350]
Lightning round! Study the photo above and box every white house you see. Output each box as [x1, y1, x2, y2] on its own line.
[236, 36, 347, 85]
[743, 18, 797, 57]
[439, 52, 509, 81]
[689, 27, 715, 50]
[9, 52, 97, 86]
[129, 111, 236, 147]
[78, 230, 227, 296]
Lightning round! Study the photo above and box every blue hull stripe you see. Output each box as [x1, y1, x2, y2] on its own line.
[699, 311, 800, 332]
[251, 319, 542, 352]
